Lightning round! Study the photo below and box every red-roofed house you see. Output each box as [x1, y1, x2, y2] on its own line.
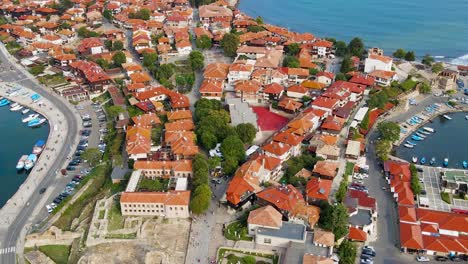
[348, 226, 367, 242]
[311, 40, 334, 58]
[256, 184, 304, 217]
[306, 177, 332, 204]
[316, 72, 335, 86]
[120, 191, 190, 218]
[272, 131, 304, 156]
[263, 83, 284, 101]
[78, 37, 104, 55]
[262, 141, 292, 161]
[399, 222, 424, 252]
[286, 84, 309, 100]
[364, 54, 393, 73]
[349, 74, 376, 87]
[311, 97, 339, 114]
[320, 116, 346, 134]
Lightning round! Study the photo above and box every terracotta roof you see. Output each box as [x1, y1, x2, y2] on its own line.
[203, 63, 230, 79]
[399, 222, 424, 250]
[349, 227, 367, 242]
[256, 184, 304, 212]
[263, 83, 284, 94]
[165, 119, 195, 131]
[77, 37, 103, 53]
[235, 80, 262, 93]
[126, 125, 151, 155]
[311, 97, 339, 110]
[368, 54, 392, 64]
[262, 141, 291, 157]
[120, 191, 190, 206]
[127, 83, 145, 92]
[316, 72, 335, 79]
[368, 70, 396, 80]
[199, 79, 223, 94]
[132, 113, 161, 127]
[130, 72, 152, 83]
[313, 228, 335, 247]
[321, 115, 345, 132]
[398, 206, 417, 223]
[69, 60, 110, 83]
[279, 98, 303, 112]
[134, 160, 192, 172]
[287, 84, 308, 94]
[253, 154, 282, 171]
[302, 80, 327, 90]
[247, 205, 283, 228]
[229, 61, 254, 72]
[302, 255, 334, 264]
[313, 161, 338, 178]
[199, 4, 233, 18]
[416, 208, 468, 233]
[306, 177, 332, 201]
[313, 40, 333, 48]
[273, 131, 304, 146]
[349, 74, 375, 86]
[422, 235, 468, 254]
[167, 110, 192, 121]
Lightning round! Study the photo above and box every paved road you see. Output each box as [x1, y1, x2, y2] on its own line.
[0, 45, 80, 264]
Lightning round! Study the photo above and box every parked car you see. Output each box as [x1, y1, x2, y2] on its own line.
[46, 204, 53, 213]
[66, 166, 76, 171]
[450, 256, 463, 262]
[39, 187, 46, 194]
[53, 197, 62, 204]
[435, 256, 449, 261]
[360, 259, 373, 264]
[360, 254, 373, 261]
[83, 121, 92, 128]
[362, 246, 375, 252]
[362, 248, 376, 257]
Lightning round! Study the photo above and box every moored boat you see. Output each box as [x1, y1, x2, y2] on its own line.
[463, 161, 468, 169]
[412, 135, 423, 141]
[16, 155, 28, 170]
[32, 140, 45, 155]
[465, 115, 468, 120]
[28, 118, 46, 127]
[404, 143, 414, 148]
[443, 115, 452, 120]
[406, 141, 417, 146]
[22, 114, 39, 123]
[423, 127, 435, 133]
[24, 154, 37, 170]
[430, 157, 436, 165]
[0, 98, 10, 107]
[412, 156, 418, 163]
[10, 104, 23, 111]
[415, 132, 426, 138]
[420, 157, 426, 165]
[443, 158, 449, 167]
[21, 108, 30, 114]
[9, 102, 19, 108]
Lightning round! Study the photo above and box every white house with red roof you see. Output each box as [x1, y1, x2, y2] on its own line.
[316, 72, 335, 86]
[364, 54, 393, 73]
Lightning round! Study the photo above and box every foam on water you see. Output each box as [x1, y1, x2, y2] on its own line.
[451, 54, 468, 66]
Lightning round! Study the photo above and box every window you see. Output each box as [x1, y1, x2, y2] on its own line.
[264, 238, 271, 244]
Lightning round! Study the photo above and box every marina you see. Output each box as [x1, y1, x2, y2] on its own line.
[396, 112, 468, 169]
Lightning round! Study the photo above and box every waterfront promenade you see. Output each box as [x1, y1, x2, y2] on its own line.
[0, 43, 81, 264]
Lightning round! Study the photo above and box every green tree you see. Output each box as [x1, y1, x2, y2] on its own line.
[410, 164, 422, 195]
[175, 74, 187, 87]
[340, 55, 354, 73]
[338, 240, 357, 264]
[193, 154, 210, 188]
[377, 121, 400, 142]
[283, 55, 300, 68]
[29, 64, 45, 75]
[222, 156, 238, 175]
[195, 35, 212, 49]
[112, 51, 126, 67]
[106, 105, 124, 119]
[393, 48, 406, 59]
[421, 54, 434, 66]
[242, 256, 256, 264]
[368, 91, 389, 109]
[286, 43, 301, 56]
[113, 40, 124, 51]
[59, 22, 71, 30]
[334, 41, 348, 57]
[221, 135, 245, 162]
[96, 58, 110, 70]
[81, 148, 102, 166]
[335, 73, 348, 81]
[104, 39, 113, 50]
[419, 82, 432, 94]
[103, 9, 113, 21]
[200, 131, 218, 150]
[336, 180, 348, 203]
[139, 8, 151, 20]
[247, 25, 265, 33]
[405, 51, 416, 61]
[142, 52, 158, 67]
[375, 140, 391, 161]
[309, 68, 319, 76]
[190, 184, 212, 214]
[235, 123, 257, 144]
[189, 50, 204, 71]
[318, 202, 349, 240]
[220, 33, 240, 57]
[255, 16, 264, 25]
[359, 111, 370, 130]
[431, 62, 444, 73]
[348, 37, 365, 58]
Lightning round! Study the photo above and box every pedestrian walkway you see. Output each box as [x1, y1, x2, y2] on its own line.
[0, 246, 16, 255]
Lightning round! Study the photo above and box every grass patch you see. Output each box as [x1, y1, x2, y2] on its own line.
[218, 248, 279, 264]
[107, 200, 124, 231]
[54, 164, 110, 230]
[92, 91, 111, 104]
[104, 232, 137, 239]
[345, 162, 355, 176]
[224, 221, 252, 241]
[38, 245, 70, 264]
[98, 210, 105, 219]
[441, 192, 451, 204]
[38, 74, 68, 86]
[137, 177, 169, 192]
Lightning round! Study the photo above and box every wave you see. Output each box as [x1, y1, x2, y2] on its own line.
[451, 54, 468, 66]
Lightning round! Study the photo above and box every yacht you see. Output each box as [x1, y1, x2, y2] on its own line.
[21, 108, 30, 114]
[24, 154, 37, 170]
[429, 157, 436, 165]
[32, 140, 46, 155]
[22, 114, 39, 123]
[10, 104, 23, 111]
[423, 127, 435, 133]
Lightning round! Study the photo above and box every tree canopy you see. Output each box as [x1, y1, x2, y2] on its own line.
[81, 148, 102, 166]
[189, 50, 204, 71]
[318, 202, 349, 240]
[405, 51, 416, 61]
[106, 105, 125, 119]
[113, 40, 124, 51]
[221, 135, 245, 163]
[377, 121, 400, 142]
[220, 33, 240, 58]
[393, 48, 406, 59]
[235, 123, 257, 144]
[190, 184, 212, 214]
[334, 41, 348, 57]
[283, 55, 300, 68]
[410, 164, 422, 195]
[195, 35, 212, 49]
[112, 51, 126, 67]
[348, 37, 365, 58]
[375, 140, 391, 161]
[422, 54, 434, 66]
[338, 240, 357, 264]
[340, 55, 354, 73]
[286, 43, 301, 56]
[142, 52, 158, 68]
[419, 82, 432, 94]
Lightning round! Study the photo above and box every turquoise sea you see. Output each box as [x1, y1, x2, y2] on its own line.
[0, 105, 49, 208]
[239, 0, 468, 65]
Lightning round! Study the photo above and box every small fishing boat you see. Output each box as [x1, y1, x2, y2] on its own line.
[10, 104, 23, 111]
[404, 144, 414, 148]
[443, 115, 452, 120]
[32, 140, 45, 155]
[0, 99, 10, 107]
[443, 158, 449, 167]
[24, 154, 37, 170]
[463, 161, 468, 169]
[415, 132, 426, 138]
[423, 127, 435, 133]
[22, 114, 39, 123]
[412, 135, 423, 141]
[465, 115, 468, 120]
[429, 157, 436, 165]
[412, 157, 418, 163]
[21, 108, 30, 114]
[9, 102, 19, 108]
[418, 129, 431, 135]
[406, 141, 417, 146]
[16, 155, 28, 170]
[28, 118, 46, 127]
[420, 157, 426, 165]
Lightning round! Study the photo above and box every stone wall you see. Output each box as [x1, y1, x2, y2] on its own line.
[25, 226, 82, 248]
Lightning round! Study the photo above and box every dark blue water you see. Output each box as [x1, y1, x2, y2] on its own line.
[0, 104, 49, 207]
[395, 112, 468, 168]
[239, 0, 468, 64]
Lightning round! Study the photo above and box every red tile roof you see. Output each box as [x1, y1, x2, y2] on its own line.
[311, 97, 339, 110]
[120, 191, 190, 206]
[416, 208, 468, 233]
[262, 141, 291, 156]
[398, 206, 417, 223]
[273, 131, 304, 146]
[321, 115, 345, 132]
[263, 83, 284, 94]
[349, 227, 367, 242]
[349, 74, 375, 86]
[306, 177, 332, 201]
[399, 222, 424, 250]
[256, 184, 304, 212]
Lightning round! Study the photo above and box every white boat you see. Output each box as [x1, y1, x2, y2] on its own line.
[443, 115, 452, 120]
[22, 108, 30, 114]
[10, 102, 19, 108]
[24, 154, 37, 170]
[22, 114, 39, 123]
[16, 155, 28, 170]
[423, 127, 435, 133]
[412, 157, 418, 163]
[465, 115, 468, 120]
[404, 144, 414, 148]
[28, 118, 46, 127]
[10, 105, 23, 111]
